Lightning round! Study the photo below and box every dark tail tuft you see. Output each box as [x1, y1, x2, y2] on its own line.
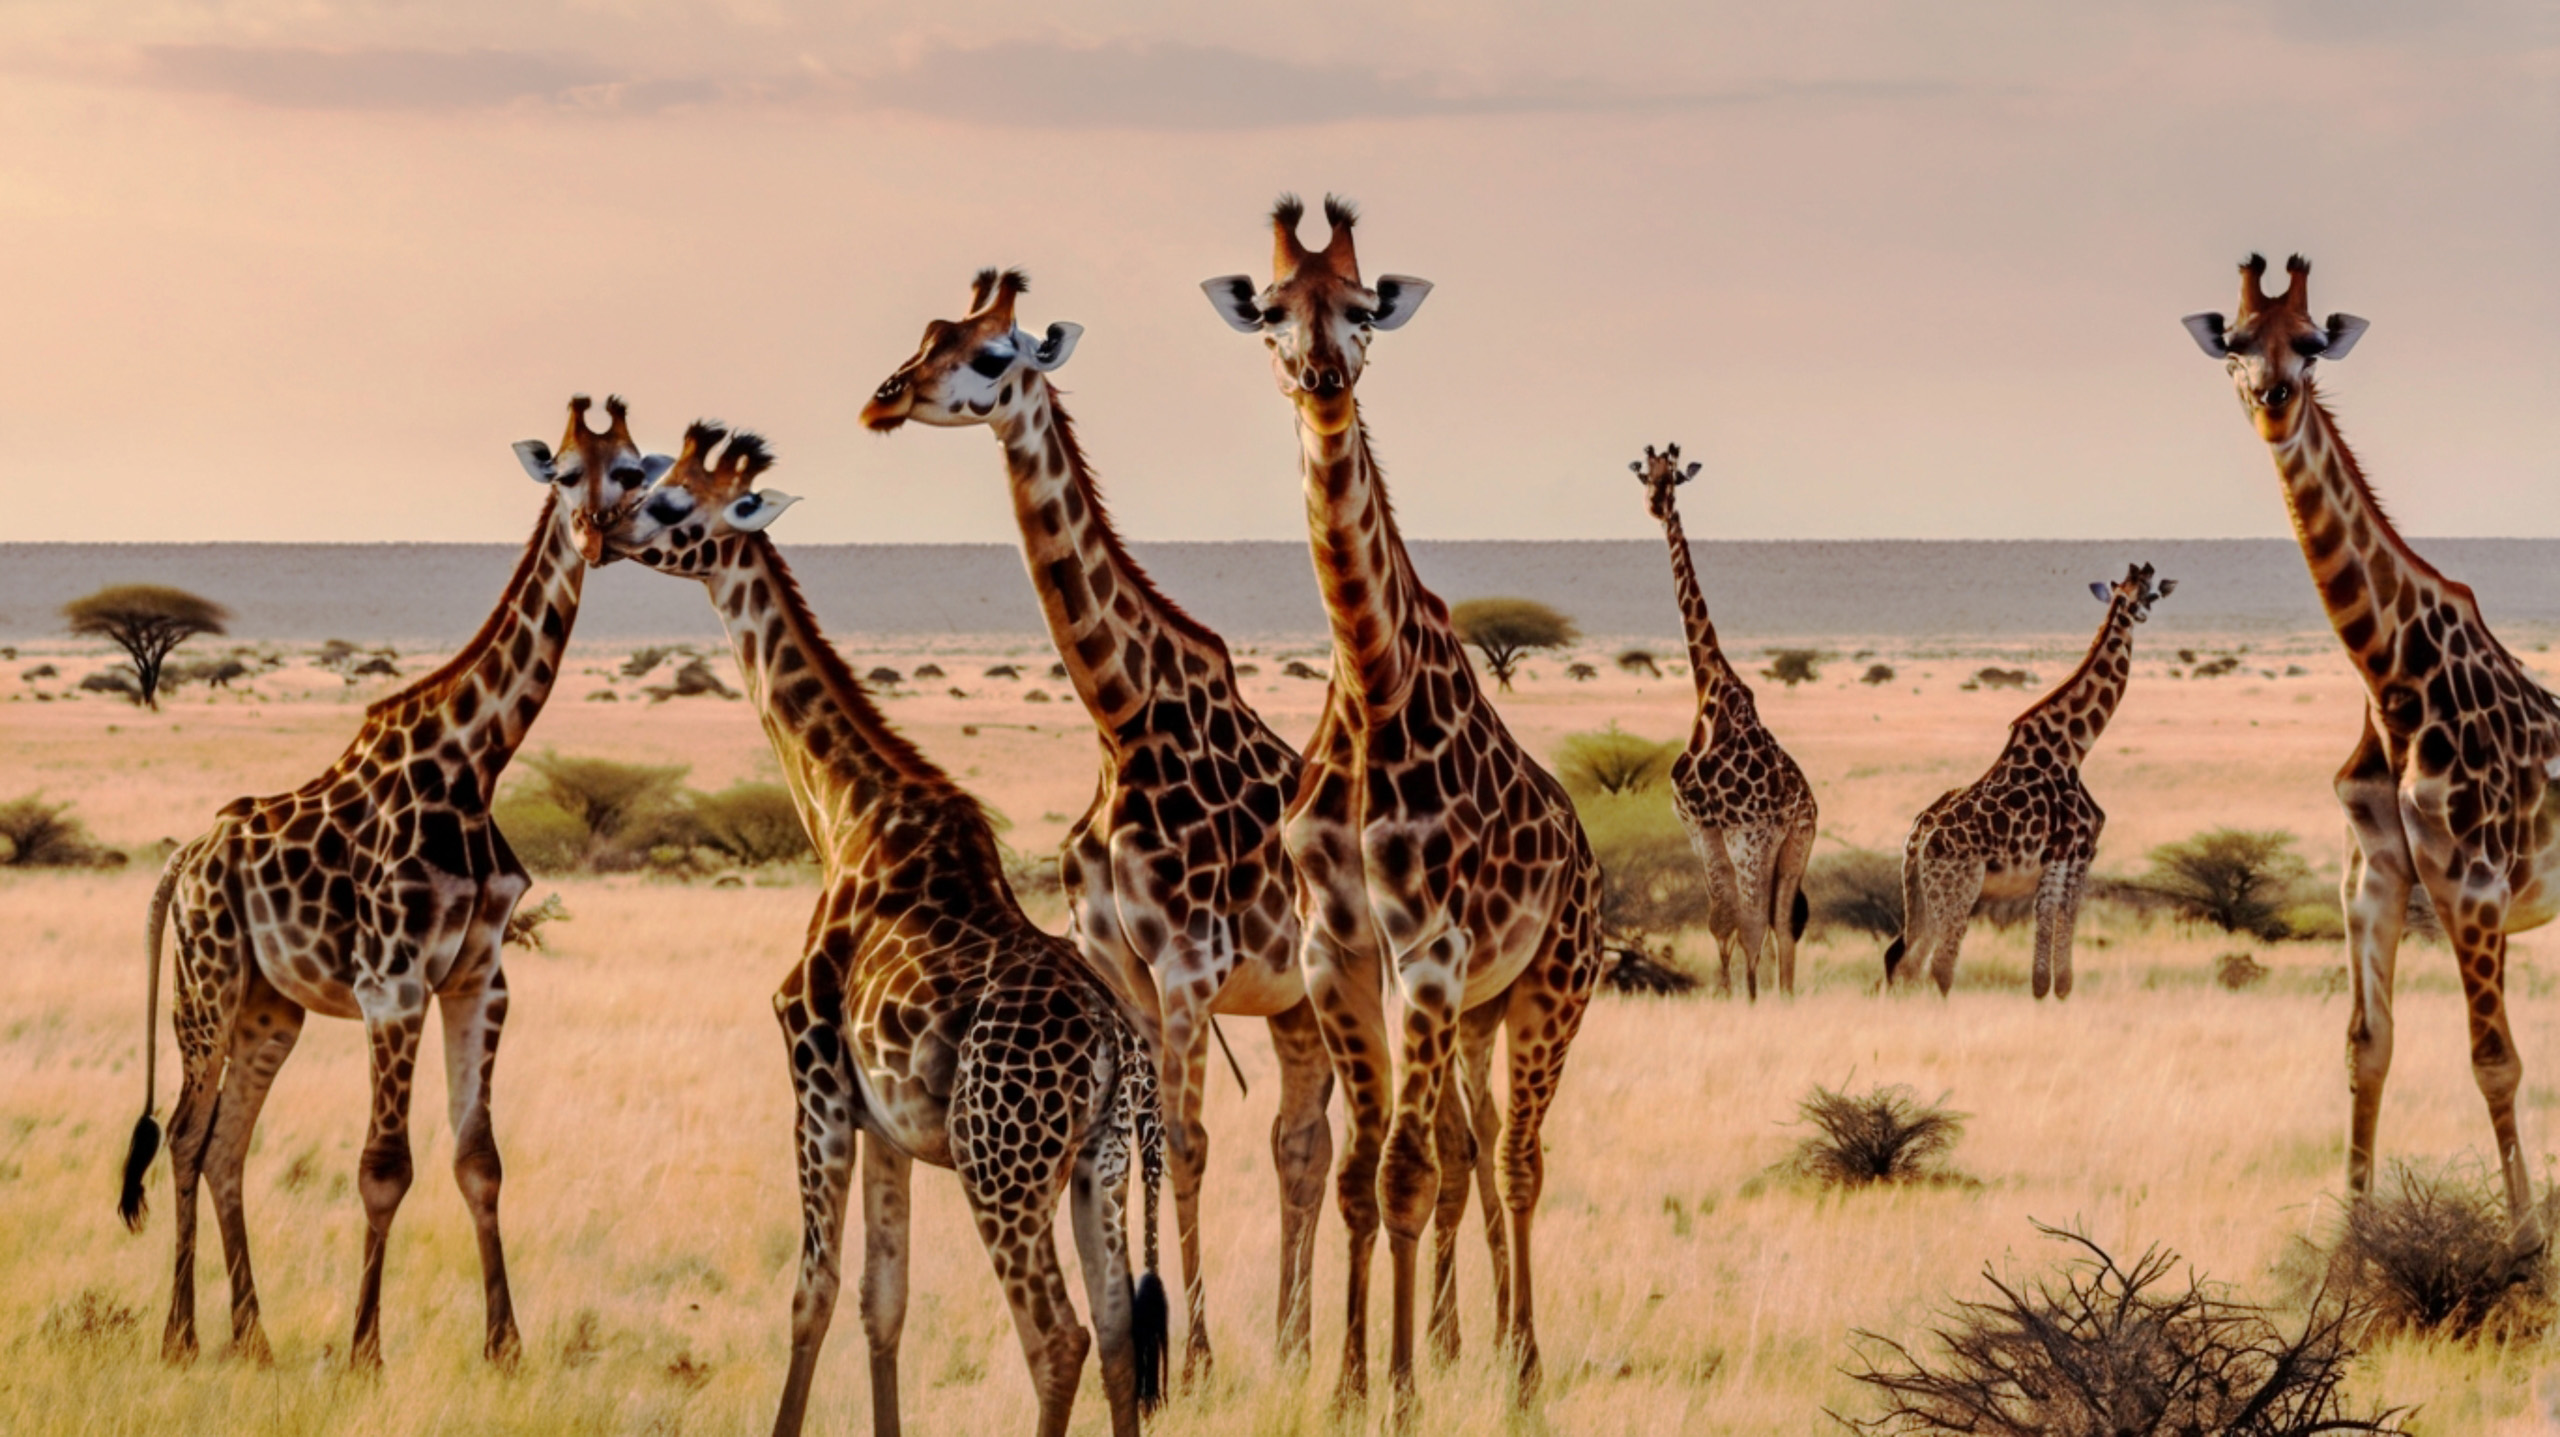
[1790, 888, 1810, 942]
[1131, 1270, 1169, 1412]
[119, 1111, 161, 1233]
[1883, 937, 1905, 984]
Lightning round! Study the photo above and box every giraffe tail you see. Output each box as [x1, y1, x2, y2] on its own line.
[1885, 826, 1927, 988]
[119, 850, 182, 1233]
[1117, 1015, 1169, 1411]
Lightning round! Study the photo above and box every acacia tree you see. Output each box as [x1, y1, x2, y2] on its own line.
[1449, 597, 1578, 691]
[63, 584, 229, 710]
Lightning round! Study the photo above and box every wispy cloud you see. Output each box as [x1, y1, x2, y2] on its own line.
[132, 44, 714, 112]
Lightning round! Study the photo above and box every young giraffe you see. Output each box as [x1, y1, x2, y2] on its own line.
[862, 268, 1335, 1371]
[115, 395, 665, 1368]
[1633, 442, 1817, 1000]
[2184, 254, 2556, 1252]
[1885, 564, 2173, 999]
[1204, 196, 1604, 1412]
[596, 422, 1167, 1437]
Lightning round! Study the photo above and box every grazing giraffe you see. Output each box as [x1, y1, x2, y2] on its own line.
[115, 395, 665, 1368]
[1203, 195, 1603, 1412]
[1885, 565, 2173, 999]
[1633, 442, 1817, 1000]
[597, 422, 1167, 1437]
[862, 268, 1335, 1371]
[2184, 254, 2556, 1251]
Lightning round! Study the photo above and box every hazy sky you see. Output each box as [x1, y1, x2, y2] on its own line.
[1, 2, 2551, 544]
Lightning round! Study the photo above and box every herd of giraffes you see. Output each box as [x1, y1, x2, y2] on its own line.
[98, 197, 2559, 1435]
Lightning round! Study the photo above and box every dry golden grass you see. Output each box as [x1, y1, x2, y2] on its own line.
[7, 634, 2560, 1433]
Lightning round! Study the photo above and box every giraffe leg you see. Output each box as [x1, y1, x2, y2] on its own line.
[1379, 930, 1467, 1418]
[158, 932, 239, 1364]
[1923, 859, 1985, 997]
[2030, 857, 2089, 1002]
[772, 1002, 860, 1437]
[349, 981, 429, 1371]
[857, 1136, 913, 1437]
[1303, 926, 1387, 1412]
[982, 1208, 1089, 1437]
[2337, 742, 2411, 1205]
[1069, 1108, 1142, 1437]
[1685, 823, 1743, 996]
[1425, 1058, 1471, 1365]
[1722, 827, 1780, 1003]
[1458, 1001, 1511, 1354]
[1265, 998, 1333, 1366]
[1499, 919, 1597, 1403]
[2422, 866, 2539, 1253]
[1155, 975, 1216, 1380]
[201, 969, 302, 1364]
[1772, 816, 1816, 998]
[437, 969, 518, 1364]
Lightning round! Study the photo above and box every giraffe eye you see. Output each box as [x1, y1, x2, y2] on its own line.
[968, 349, 1012, 379]
[1260, 308, 1285, 326]
[1345, 307, 1373, 327]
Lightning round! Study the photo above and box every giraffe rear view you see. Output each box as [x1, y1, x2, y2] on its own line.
[1634, 443, 1817, 999]
[1886, 564, 2173, 999]
[2185, 254, 2557, 1252]
[116, 396, 666, 1368]
[594, 423, 1167, 1437]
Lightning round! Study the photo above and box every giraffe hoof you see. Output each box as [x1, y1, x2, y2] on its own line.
[234, 1326, 273, 1367]
[162, 1329, 199, 1367]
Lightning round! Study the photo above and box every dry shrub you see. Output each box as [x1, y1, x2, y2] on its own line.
[1842, 1226, 2402, 1436]
[688, 782, 815, 866]
[2137, 829, 2310, 940]
[504, 893, 572, 952]
[0, 795, 113, 868]
[2215, 952, 2268, 991]
[1763, 648, 1823, 687]
[1573, 788, 1713, 939]
[1808, 847, 1904, 941]
[2328, 1161, 2557, 1341]
[1602, 941, 1701, 996]
[37, 1289, 141, 1350]
[1792, 1083, 1964, 1188]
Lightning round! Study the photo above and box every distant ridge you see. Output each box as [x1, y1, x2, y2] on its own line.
[6, 539, 2558, 645]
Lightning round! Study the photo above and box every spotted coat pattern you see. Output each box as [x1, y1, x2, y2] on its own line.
[2187, 253, 2560, 1249]
[604, 424, 1166, 1437]
[1888, 565, 2169, 1000]
[1636, 444, 1818, 999]
[861, 269, 1333, 1370]
[117, 395, 647, 1371]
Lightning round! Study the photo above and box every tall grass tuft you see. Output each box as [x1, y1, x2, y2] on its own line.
[2328, 1161, 2557, 1340]
[1790, 1083, 1964, 1188]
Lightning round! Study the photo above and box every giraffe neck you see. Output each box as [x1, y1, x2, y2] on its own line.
[2268, 388, 2455, 686]
[992, 379, 1228, 728]
[1298, 406, 1430, 712]
[704, 535, 1014, 906]
[1655, 500, 1737, 704]
[400, 491, 585, 797]
[2013, 598, 2139, 764]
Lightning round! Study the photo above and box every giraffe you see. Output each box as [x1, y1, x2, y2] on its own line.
[594, 421, 1168, 1437]
[862, 268, 1335, 1371]
[1633, 442, 1818, 1000]
[1202, 195, 1604, 1413]
[114, 395, 664, 1368]
[1884, 564, 2174, 1000]
[2184, 253, 2557, 1252]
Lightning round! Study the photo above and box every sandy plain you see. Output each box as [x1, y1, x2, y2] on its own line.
[5, 627, 2560, 1434]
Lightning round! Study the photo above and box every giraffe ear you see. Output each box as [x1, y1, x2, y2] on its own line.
[2317, 313, 2369, 361]
[1023, 322, 1082, 372]
[638, 453, 677, 487]
[2180, 312, 2230, 358]
[725, 490, 800, 533]
[1369, 275, 1432, 331]
[1202, 276, 1265, 332]
[513, 440, 556, 483]
[2090, 582, 2111, 602]
[2155, 578, 2178, 599]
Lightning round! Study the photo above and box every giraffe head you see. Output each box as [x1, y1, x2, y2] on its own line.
[599, 421, 798, 578]
[2181, 254, 2370, 443]
[511, 395, 673, 565]
[1201, 194, 1432, 434]
[2089, 562, 2177, 622]
[1630, 442, 1704, 524]
[861, 268, 1084, 432]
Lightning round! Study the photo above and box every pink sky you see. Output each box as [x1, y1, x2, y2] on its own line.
[0, 2, 2551, 543]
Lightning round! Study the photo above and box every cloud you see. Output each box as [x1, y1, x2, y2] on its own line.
[855, 38, 1972, 130]
[133, 44, 689, 112]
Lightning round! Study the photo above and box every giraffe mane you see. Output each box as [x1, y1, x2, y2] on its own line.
[1041, 398, 1225, 652]
[387, 489, 564, 717]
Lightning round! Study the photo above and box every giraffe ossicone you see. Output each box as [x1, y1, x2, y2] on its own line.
[118, 394, 660, 1372]
[866, 269, 1337, 1374]
[594, 421, 1171, 1437]
[2187, 253, 2554, 1256]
